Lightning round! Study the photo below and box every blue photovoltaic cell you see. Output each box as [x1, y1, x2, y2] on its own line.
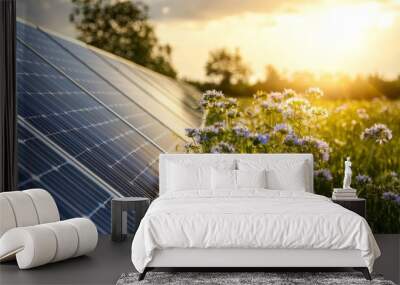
[17, 125, 114, 234]
[16, 22, 189, 147]
[16, 41, 160, 202]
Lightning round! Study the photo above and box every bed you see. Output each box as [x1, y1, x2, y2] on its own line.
[131, 154, 380, 280]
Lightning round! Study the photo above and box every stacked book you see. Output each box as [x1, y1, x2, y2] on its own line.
[332, 188, 357, 200]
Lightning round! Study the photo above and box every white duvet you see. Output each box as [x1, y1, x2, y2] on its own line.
[131, 190, 380, 273]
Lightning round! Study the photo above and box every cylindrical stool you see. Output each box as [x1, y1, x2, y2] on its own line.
[111, 197, 150, 242]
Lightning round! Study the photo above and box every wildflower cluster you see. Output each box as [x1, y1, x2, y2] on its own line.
[355, 174, 372, 184]
[210, 142, 236, 153]
[183, 88, 399, 233]
[185, 89, 330, 166]
[200, 90, 239, 124]
[314, 169, 333, 181]
[298, 136, 330, 161]
[361, 123, 393, 144]
[382, 192, 400, 206]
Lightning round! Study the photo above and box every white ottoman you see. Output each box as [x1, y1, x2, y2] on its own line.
[0, 189, 98, 269]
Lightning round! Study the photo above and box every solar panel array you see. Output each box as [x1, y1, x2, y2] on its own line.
[16, 21, 201, 233]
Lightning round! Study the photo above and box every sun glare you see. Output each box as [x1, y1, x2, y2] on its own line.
[315, 4, 394, 50]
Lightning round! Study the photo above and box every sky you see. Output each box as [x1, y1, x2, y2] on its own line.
[17, 0, 400, 82]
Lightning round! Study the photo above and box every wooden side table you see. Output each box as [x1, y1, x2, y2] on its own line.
[111, 197, 150, 242]
[332, 198, 366, 218]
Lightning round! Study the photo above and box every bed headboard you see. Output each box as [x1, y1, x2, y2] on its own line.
[159, 153, 314, 195]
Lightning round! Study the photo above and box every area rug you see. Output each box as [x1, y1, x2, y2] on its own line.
[116, 272, 396, 285]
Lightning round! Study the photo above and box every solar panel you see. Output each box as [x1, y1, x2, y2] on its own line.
[17, 22, 188, 144]
[16, 40, 160, 208]
[16, 21, 201, 233]
[52, 37, 202, 128]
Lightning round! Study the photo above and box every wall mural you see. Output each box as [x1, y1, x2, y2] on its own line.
[16, 0, 399, 235]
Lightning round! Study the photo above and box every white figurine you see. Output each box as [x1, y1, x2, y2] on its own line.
[343, 157, 352, 189]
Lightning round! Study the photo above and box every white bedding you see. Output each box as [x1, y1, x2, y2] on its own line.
[131, 190, 380, 273]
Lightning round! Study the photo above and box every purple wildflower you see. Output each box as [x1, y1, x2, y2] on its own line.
[314, 169, 333, 181]
[227, 98, 237, 105]
[261, 100, 282, 112]
[300, 136, 330, 161]
[361, 123, 392, 144]
[282, 107, 294, 119]
[233, 125, 251, 138]
[227, 109, 238, 118]
[185, 128, 200, 138]
[382, 192, 400, 205]
[268, 92, 284, 102]
[204, 122, 225, 135]
[284, 133, 300, 145]
[273, 123, 292, 135]
[383, 192, 393, 200]
[355, 174, 372, 184]
[215, 101, 226, 108]
[202, 90, 224, 101]
[282, 88, 296, 99]
[257, 134, 270, 145]
[210, 142, 235, 154]
[357, 108, 369, 120]
[184, 142, 200, 152]
[305, 87, 324, 98]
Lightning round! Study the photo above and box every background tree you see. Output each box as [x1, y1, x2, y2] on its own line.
[206, 48, 251, 86]
[70, 0, 177, 78]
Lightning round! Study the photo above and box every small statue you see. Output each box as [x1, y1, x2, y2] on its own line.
[343, 157, 352, 189]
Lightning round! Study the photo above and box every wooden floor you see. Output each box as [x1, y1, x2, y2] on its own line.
[0, 235, 398, 285]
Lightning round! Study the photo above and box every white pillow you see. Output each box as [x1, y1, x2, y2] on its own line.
[167, 163, 212, 191]
[212, 168, 236, 190]
[265, 162, 306, 191]
[236, 169, 267, 189]
[237, 159, 308, 191]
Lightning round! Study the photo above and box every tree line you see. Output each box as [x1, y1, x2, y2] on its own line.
[188, 48, 400, 100]
[70, 0, 400, 100]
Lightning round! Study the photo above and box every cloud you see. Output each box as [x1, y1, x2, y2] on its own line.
[146, 0, 314, 21]
[147, 0, 400, 21]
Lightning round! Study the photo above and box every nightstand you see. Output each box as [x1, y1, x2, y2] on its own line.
[332, 198, 366, 218]
[111, 197, 150, 242]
